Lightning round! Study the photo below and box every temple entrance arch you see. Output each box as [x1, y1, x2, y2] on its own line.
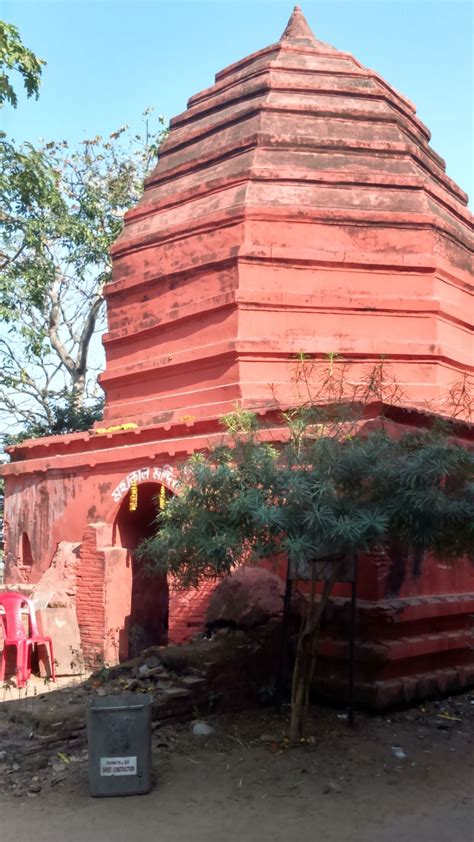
[113, 481, 169, 659]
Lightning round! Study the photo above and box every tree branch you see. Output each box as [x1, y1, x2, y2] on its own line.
[47, 280, 76, 374]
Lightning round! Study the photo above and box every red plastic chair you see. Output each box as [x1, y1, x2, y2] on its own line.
[25, 597, 56, 683]
[0, 592, 29, 686]
[0, 592, 55, 686]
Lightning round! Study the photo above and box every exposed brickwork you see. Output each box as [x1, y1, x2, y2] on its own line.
[316, 592, 474, 708]
[76, 525, 107, 667]
[168, 580, 216, 644]
[2, 544, 33, 586]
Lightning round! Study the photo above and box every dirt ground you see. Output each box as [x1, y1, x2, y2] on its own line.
[0, 682, 473, 842]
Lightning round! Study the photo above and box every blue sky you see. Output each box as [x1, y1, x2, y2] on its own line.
[1, 0, 473, 201]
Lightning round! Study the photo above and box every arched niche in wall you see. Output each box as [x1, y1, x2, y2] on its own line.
[20, 531, 34, 568]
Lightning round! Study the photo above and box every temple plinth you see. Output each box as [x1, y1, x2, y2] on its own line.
[2, 8, 473, 706]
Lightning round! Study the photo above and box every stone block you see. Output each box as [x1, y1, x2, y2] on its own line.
[206, 567, 285, 630]
[37, 606, 82, 676]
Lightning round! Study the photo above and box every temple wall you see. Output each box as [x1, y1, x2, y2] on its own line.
[3, 370, 472, 696]
[2, 458, 181, 579]
[3, 471, 86, 583]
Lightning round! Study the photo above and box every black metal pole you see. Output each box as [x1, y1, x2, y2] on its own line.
[275, 559, 293, 711]
[348, 552, 358, 726]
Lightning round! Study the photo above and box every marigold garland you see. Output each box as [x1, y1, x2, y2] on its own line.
[95, 423, 138, 434]
[129, 480, 138, 512]
[159, 484, 167, 510]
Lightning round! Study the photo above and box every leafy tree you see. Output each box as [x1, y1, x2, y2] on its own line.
[0, 20, 44, 108]
[139, 397, 474, 743]
[2, 394, 105, 447]
[0, 113, 167, 442]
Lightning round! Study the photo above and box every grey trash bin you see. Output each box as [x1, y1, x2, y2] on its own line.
[86, 693, 152, 797]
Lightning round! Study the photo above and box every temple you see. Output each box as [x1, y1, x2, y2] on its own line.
[2, 7, 473, 706]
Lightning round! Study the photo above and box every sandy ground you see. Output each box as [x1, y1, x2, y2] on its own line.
[1, 688, 473, 842]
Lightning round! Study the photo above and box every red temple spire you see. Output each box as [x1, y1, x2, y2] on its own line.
[280, 5, 318, 44]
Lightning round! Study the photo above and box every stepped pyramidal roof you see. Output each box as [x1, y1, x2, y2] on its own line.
[99, 5, 472, 427]
[115, 4, 471, 244]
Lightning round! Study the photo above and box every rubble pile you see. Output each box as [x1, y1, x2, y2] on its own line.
[0, 618, 290, 799]
[0, 644, 230, 799]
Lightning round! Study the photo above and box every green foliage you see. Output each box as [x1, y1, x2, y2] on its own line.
[0, 21, 45, 108]
[0, 112, 168, 440]
[221, 406, 260, 435]
[139, 411, 474, 586]
[140, 426, 282, 588]
[2, 394, 104, 446]
[370, 429, 474, 561]
[1, 113, 167, 323]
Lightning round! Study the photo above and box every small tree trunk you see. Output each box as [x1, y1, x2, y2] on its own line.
[274, 558, 292, 711]
[71, 372, 86, 409]
[289, 568, 336, 744]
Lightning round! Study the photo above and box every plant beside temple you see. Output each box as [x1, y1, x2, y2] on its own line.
[139, 400, 474, 744]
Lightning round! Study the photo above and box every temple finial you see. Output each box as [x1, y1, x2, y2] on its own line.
[280, 5, 317, 44]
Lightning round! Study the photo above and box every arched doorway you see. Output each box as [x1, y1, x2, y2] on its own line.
[113, 482, 169, 659]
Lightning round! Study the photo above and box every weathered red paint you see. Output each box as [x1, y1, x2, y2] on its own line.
[1, 8, 473, 703]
